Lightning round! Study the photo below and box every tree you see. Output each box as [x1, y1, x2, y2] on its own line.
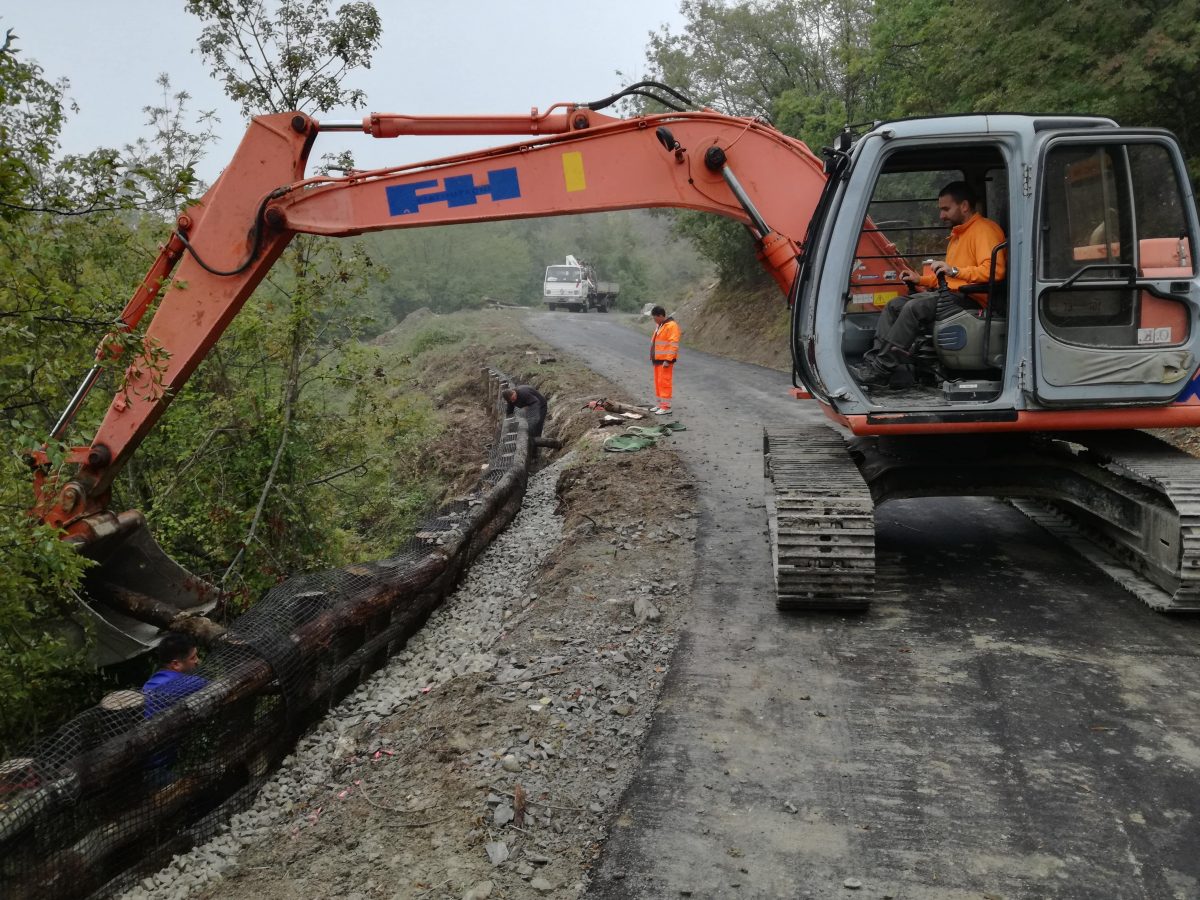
[869, 0, 1200, 181]
[642, 0, 876, 284]
[0, 31, 119, 752]
[644, 0, 875, 131]
[186, 0, 382, 116]
[122, 73, 219, 213]
[172, 0, 385, 594]
[0, 26, 225, 752]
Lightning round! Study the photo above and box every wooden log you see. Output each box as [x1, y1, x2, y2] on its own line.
[97, 690, 145, 738]
[0, 757, 37, 793]
[533, 437, 563, 449]
[602, 399, 651, 416]
[96, 582, 227, 645]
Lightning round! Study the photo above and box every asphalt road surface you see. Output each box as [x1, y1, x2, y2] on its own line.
[528, 311, 1200, 900]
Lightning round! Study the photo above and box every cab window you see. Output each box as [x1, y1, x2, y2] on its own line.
[1038, 141, 1194, 349]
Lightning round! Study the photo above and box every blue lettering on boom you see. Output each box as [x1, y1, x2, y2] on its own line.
[1175, 374, 1200, 403]
[386, 168, 521, 216]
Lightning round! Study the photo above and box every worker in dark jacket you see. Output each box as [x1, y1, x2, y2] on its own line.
[504, 385, 548, 442]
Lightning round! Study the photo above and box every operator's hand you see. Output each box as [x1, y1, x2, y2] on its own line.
[898, 267, 918, 285]
[660, 360, 673, 367]
[929, 260, 951, 276]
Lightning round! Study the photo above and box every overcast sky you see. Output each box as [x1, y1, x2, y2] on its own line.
[9, 0, 686, 184]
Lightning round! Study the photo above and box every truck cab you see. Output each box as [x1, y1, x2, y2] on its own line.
[544, 255, 612, 312]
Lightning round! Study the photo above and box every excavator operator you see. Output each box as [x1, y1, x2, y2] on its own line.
[852, 181, 1006, 388]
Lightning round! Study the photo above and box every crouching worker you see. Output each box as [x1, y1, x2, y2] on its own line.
[504, 385, 548, 454]
[141, 633, 208, 782]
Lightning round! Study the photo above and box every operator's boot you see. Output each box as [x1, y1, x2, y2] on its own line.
[860, 336, 886, 367]
[851, 340, 904, 388]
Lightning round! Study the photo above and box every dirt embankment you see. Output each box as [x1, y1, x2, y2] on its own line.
[632, 280, 791, 372]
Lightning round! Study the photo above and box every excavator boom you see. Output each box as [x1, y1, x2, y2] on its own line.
[26, 98, 910, 658]
[32, 104, 901, 540]
[37, 93, 1200, 644]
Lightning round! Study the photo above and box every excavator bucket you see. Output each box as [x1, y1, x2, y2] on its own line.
[72, 511, 220, 666]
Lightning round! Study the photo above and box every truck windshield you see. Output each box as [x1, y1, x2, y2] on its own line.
[546, 266, 580, 282]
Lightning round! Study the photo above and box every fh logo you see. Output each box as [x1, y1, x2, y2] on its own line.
[386, 168, 521, 216]
[1175, 372, 1200, 404]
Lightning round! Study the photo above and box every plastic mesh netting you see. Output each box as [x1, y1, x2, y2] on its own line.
[0, 369, 532, 900]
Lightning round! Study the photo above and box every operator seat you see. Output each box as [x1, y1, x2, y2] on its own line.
[932, 241, 1009, 373]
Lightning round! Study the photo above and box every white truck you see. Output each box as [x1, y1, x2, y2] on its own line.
[543, 255, 619, 312]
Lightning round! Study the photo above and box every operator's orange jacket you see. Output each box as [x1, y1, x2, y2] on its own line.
[652, 318, 681, 363]
[917, 213, 1007, 298]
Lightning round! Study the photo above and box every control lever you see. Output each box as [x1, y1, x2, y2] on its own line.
[934, 269, 960, 320]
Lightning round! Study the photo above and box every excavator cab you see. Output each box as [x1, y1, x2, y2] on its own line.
[838, 142, 1011, 402]
[794, 115, 1200, 421]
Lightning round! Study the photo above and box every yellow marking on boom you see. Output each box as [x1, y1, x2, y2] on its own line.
[562, 152, 587, 192]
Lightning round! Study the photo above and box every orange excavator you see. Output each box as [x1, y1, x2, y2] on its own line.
[27, 83, 1200, 658]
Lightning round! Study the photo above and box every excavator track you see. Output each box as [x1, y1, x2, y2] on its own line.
[1012, 431, 1200, 611]
[763, 425, 875, 610]
[762, 427, 1200, 615]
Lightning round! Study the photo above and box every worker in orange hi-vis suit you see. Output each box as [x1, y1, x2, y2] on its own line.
[649, 305, 681, 416]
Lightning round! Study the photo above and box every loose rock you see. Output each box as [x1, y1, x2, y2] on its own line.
[485, 842, 510, 866]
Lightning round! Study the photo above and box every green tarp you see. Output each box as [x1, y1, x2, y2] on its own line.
[603, 422, 686, 452]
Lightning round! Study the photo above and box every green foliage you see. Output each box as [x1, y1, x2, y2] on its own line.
[0, 30, 133, 754]
[869, 0, 1200, 180]
[185, 0, 383, 116]
[360, 211, 710, 323]
[406, 323, 464, 357]
[0, 486, 96, 756]
[643, 0, 875, 122]
[122, 74, 220, 213]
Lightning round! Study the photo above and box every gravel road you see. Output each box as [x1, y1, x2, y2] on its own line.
[528, 311, 1200, 900]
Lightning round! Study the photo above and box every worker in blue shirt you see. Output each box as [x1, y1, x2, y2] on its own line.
[142, 633, 208, 779]
[142, 633, 207, 718]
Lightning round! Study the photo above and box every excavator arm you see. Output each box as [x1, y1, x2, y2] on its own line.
[32, 103, 900, 537]
[30, 102, 902, 606]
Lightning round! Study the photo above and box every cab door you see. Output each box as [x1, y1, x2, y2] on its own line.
[1033, 134, 1200, 405]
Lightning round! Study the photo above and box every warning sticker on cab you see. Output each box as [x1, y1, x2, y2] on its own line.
[850, 291, 898, 309]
